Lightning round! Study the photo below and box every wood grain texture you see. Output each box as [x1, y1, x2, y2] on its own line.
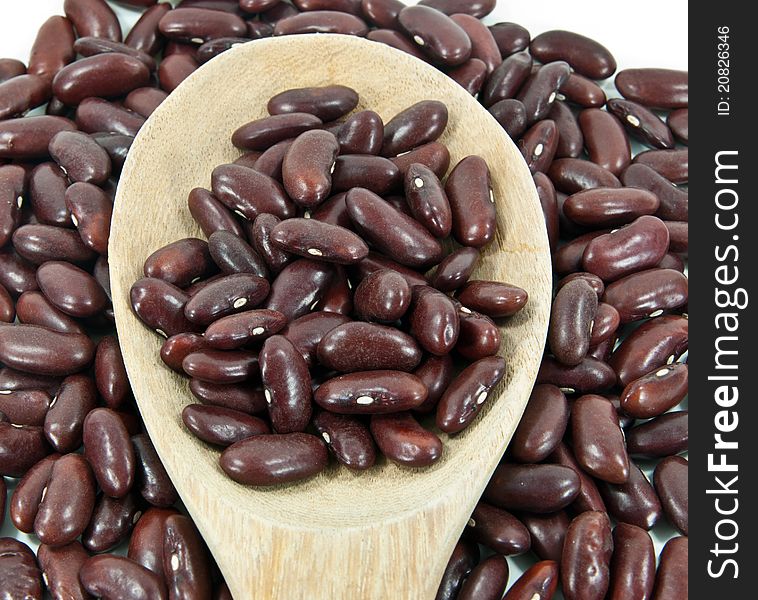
[109, 35, 551, 599]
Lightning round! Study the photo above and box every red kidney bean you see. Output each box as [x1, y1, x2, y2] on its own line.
[158, 7, 246, 42]
[667, 108, 688, 144]
[293, 0, 362, 14]
[446, 156, 497, 248]
[397, 6, 471, 66]
[531, 30, 616, 80]
[0, 58, 26, 82]
[268, 85, 359, 122]
[561, 511, 613, 600]
[436, 356, 505, 433]
[548, 158, 621, 194]
[12, 224, 96, 266]
[652, 536, 688, 599]
[274, 11, 369, 35]
[76, 97, 145, 136]
[664, 221, 687, 256]
[131, 433, 178, 507]
[35, 453, 96, 546]
[519, 512, 569, 562]
[389, 143, 450, 182]
[517, 61, 571, 124]
[0, 248, 40, 297]
[412, 354, 453, 414]
[64, 0, 122, 41]
[489, 21, 530, 56]
[189, 192, 245, 240]
[654, 455, 688, 535]
[36, 261, 107, 318]
[48, 131, 112, 185]
[381, 101, 448, 159]
[203, 309, 285, 350]
[124, 87, 168, 118]
[282, 130, 340, 206]
[0, 74, 51, 120]
[607, 524, 656, 600]
[94, 336, 129, 410]
[455, 304, 501, 360]
[603, 268, 688, 323]
[0, 538, 43, 599]
[0, 389, 50, 426]
[366, 28, 431, 61]
[457, 280, 527, 318]
[633, 148, 688, 184]
[621, 162, 690, 223]
[82, 491, 141, 553]
[184, 273, 269, 325]
[564, 187, 660, 227]
[265, 258, 335, 320]
[0, 367, 61, 394]
[485, 463, 581, 513]
[144, 238, 217, 290]
[556, 272, 604, 299]
[510, 384, 568, 463]
[10, 454, 59, 532]
[579, 108, 631, 176]
[232, 114, 322, 152]
[615, 68, 688, 109]
[607, 98, 674, 149]
[447, 58, 488, 96]
[239, 0, 280, 12]
[549, 279, 597, 366]
[128, 506, 178, 579]
[37, 541, 91, 600]
[189, 380, 266, 415]
[251, 138, 292, 181]
[435, 539, 479, 600]
[481, 52, 532, 108]
[313, 410, 375, 470]
[0, 165, 25, 248]
[196, 37, 252, 63]
[162, 514, 212, 600]
[0, 324, 95, 377]
[626, 411, 688, 459]
[360, 0, 403, 27]
[549, 101, 584, 159]
[549, 441, 606, 513]
[52, 54, 150, 106]
[209, 230, 268, 278]
[312, 265, 352, 312]
[583, 215, 670, 282]
[44, 374, 97, 453]
[620, 362, 687, 419]
[259, 335, 312, 432]
[212, 163, 296, 221]
[429, 247, 478, 293]
[125, 3, 171, 54]
[450, 14, 501, 74]
[408, 286, 457, 355]
[572, 394, 629, 484]
[315, 370, 427, 414]
[597, 461, 662, 531]
[350, 269, 408, 322]
[488, 99, 528, 139]
[520, 119, 558, 173]
[83, 407, 135, 498]
[220, 432, 327, 485]
[351, 252, 428, 290]
[400, 163, 450, 237]
[281, 311, 350, 367]
[503, 560, 558, 600]
[537, 356, 616, 394]
[130, 277, 197, 338]
[466, 501, 530, 555]
[0, 116, 77, 160]
[182, 349, 258, 384]
[332, 154, 400, 195]
[64, 183, 111, 255]
[458, 555, 509, 600]
[0, 285, 13, 324]
[271, 218, 367, 265]
[371, 412, 442, 466]
[588, 302, 620, 346]
[80, 555, 168, 600]
[529, 176, 557, 257]
[559, 73, 606, 107]
[335, 110, 383, 155]
[317, 322, 421, 372]
[73, 36, 156, 71]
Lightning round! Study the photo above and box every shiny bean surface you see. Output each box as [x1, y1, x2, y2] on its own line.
[572, 395, 629, 484]
[83, 407, 136, 498]
[315, 370, 427, 414]
[397, 6, 472, 66]
[52, 54, 150, 106]
[265, 258, 335, 321]
[0, 116, 77, 160]
[530, 30, 616, 79]
[44, 373, 97, 453]
[318, 322, 421, 372]
[615, 68, 688, 109]
[548, 157, 621, 194]
[446, 156, 497, 248]
[652, 537, 688, 599]
[132, 433, 178, 507]
[259, 335, 312, 432]
[626, 411, 688, 459]
[516, 61, 571, 124]
[410, 286, 459, 356]
[80, 555, 168, 600]
[549, 279, 597, 366]
[633, 149, 688, 184]
[268, 85, 359, 121]
[0, 324, 95, 377]
[466, 502, 530, 555]
[457, 555, 509, 600]
[0, 538, 43, 600]
[561, 511, 613, 600]
[503, 560, 559, 600]
[353, 269, 410, 322]
[36, 261, 108, 318]
[37, 541, 91, 600]
[608, 523, 656, 600]
[607, 98, 674, 149]
[381, 100, 449, 158]
[510, 384, 568, 463]
[654, 455, 688, 535]
[519, 512, 569, 562]
[65, 182, 113, 255]
[484, 463, 581, 513]
[162, 514, 213, 600]
[602, 268, 688, 323]
[282, 130, 340, 207]
[370, 412, 442, 467]
[212, 163, 296, 221]
[271, 218, 368, 264]
[579, 108, 631, 176]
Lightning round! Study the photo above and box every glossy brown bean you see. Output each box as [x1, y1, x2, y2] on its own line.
[381, 101, 448, 159]
[436, 356, 505, 434]
[36, 261, 107, 318]
[620, 362, 688, 419]
[503, 560, 559, 600]
[160, 53, 200, 92]
[615, 68, 688, 109]
[83, 407, 135, 498]
[80, 555, 168, 600]
[10, 454, 59, 532]
[549, 279, 597, 366]
[318, 322, 421, 373]
[0, 249, 39, 298]
[280, 311, 349, 368]
[446, 156, 497, 248]
[0, 74, 51, 120]
[0, 367, 61, 394]
[189, 192, 245, 240]
[370, 412, 442, 466]
[82, 491, 141, 553]
[361, 0, 403, 28]
[203, 309, 285, 351]
[652, 537, 688, 599]
[667, 108, 688, 144]
[76, 98, 145, 136]
[267, 85, 359, 121]
[607, 524, 656, 600]
[583, 215, 670, 282]
[548, 158, 621, 194]
[397, 6, 471, 66]
[0, 324, 94, 376]
[271, 218, 368, 264]
[537, 356, 616, 394]
[211, 163, 296, 221]
[239, 0, 280, 12]
[184, 273, 269, 325]
[162, 514, 212, 600]
[561, 511, 613, 600]
[597, 462, 662, 531]
[400, 163, 450, 237]
[484, 463, 581, 513]
[196, 37, 252, 63]
[258, 335, 311, 433]
[208, 229, 267, 277]
[408, 286, 457, 355]
[12, 224, 96, 266]
[654, 455, 688, 535]
[389, 143, 450, 183]
[313, 265, 352, 313]
[450, 14, 501, 74]
[412, 354, 453, 414]
[530, 30, 616, 79]
[0, 538, 43, 600]
[44, 374, 97, 453]
[52, 54, 149, 106]
[265, 258, 335, 321]
[489, 21, 530, 56]
[0, 285, 13, 324]
[559, 73, 606, 107]
[48, 131, 111, 185]
[0, 389, 50, 426]
[481, 52, 532, 108]
[315, 370, 427, 414]
[510, 384, 568, 463]
[220, 432, 327, 485]
[332, 154, 400, 196]
[351, 269, 409, 322]
[64, 183, 112, 256]
[624, 163, 688, 221]
[429, 247, 478, 293]
[557, 272, 604, 298]
[633, 149, 688, 184]
[125, 3, 171, 54]
[457, 280, 527, 318]
[447, 58, 488, 96]
[282, 130, 340, 207]
[626, 411, 688, 459]
[520, 119, 558, 174]
[488, 99, 527, 139]
[579, 108, 631, 176]
[546, 101, 582, 159]
[158, 7, 246, 42]
[607, 98, 674, 149]
[189, 380, 266, 415]
[335, 110, 383, 155]
[458, 555, 509, 600]
[0, 116, 77, 160]
[93, 336, 128, 410]
[366, 28, 430, 62]
[130, 277, 196, 338]
[0, 165, 25, 249]
[124, 87, 168, 118]
[434, 539, 479, 600]
[64, 0, 122, 41]
[128, 506, 178, 580]
[73, 36, 156, 72]
[313, 410, 375, 470]
[274, 10, 370, 35]
[519, 512, 569, 562]
[35, 453, 96, 546]
[124, 436, 173, 510]
[294, 0, 362, 14]
[517, 61, 571, 124]
[467, 501, 530, 555]
[565, 187, 659, 227]
[572, 394, 629, 484]
[0, 58, 26, 82]
[455, 305, 501, 360]
[549, 441, 606, 514]
[351, 251, 428, 289]
[251, 138, 292, 180]
[182, 349, 258, 384]
[603, 268, 688, 323]
[232, 114, 322, 152]
[37, 541, 91, 600]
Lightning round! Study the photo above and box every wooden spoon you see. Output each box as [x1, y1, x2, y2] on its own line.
[110, 34, 551, 599]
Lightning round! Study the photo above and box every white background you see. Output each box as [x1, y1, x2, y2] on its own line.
[1, 0, 688, 596]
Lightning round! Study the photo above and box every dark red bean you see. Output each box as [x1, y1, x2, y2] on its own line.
[537, 356, 616, 394]
[559, 73, 606, 107]
[0, 324, 95, 376]
[83, 407, 136, 498]
[269, 86, 359, 123]
[457, 280, 527, 318]
[435, 539, 479, 600]
[450, 14, 501, 74]
[52, 54, 149, 106]
[208, 229, 267, 278]
[520, 119, 558, 173]
[82, 491, 141, 553]
[126, 3, 171, 54]
[548, 158, 621, 194]
[366, 28, 430, 62]
[332, 154, 400, 196]
[370, 412, 441, 466]
[73, 36, 156, 72]
[603, 268, 688, 323]
[0, 538, 43, 600]
[430, 247, 479, 292]
[130, 277, 196, 338]
[76, 97, 145, 136]
[124, 87, 168, 118]
[220, 432, 327, 485]
[466, 502, 530, 555]
[144, 238, 217, 289]
[510, 384, 568, 463]
[189, 379, 266, 415]
[633, 148, 688, 184]
[517, 61, 571, 124]
[447, 58, 488, 96]
[381, 101, 448, 158]
[412, 354, 453, 414]
[274, 11, 369, 36]
[162, 514, 212, 600]
[294, 0, 362, 15]
[667, 108, 688, 144]
[0, 116, 77, 160]
[589, 303, 620, 346]
[64, 182, 113, 256]
[0, 367, 61, 394]
[310, 264, 352, 313]
[44, 374, 97, 453]
[189, 192, 245, 241]
[239, 0, 280, 12]
[351, 251, 428, 289]
[204, 309, 286, 350]
[597, 462, 662, 531]
[48, 131, 111, 185]
[315, 370, 427, 414]
[0, 284, 13, 324]
[0, 74, 51, 120]
[481, 52, 532, 108]
[579, 108, 631, 176]
[409, 285, 458, 355]
[94, 336, 129, 409]
[211, 163, 296, 221]
[265, 258, 334, 321]
[436, 356, 505, 433]
[196, 37, 252, 63]
[158, 7, 246, 42]
[0, 389, 50, 426]
[282, 130, 340, 207]
[446, 156, 497, 248]
[182, 349, 258, 384]
[620, 362, 687, 418]
[10, 454, 59, 532]
[561, 511, 613, 600]
[80, 555, 168, 600]
[184, 273, 269, 326]
[571, 394, 629, 484]
[0, 165, 25, 249]
[131, 433, 178, 507]
[608, 524, 656, 600]
[318, 322, 421, 372]
[488, 98, 528, 139]
[64, 0, 122, 41]
[652, 537, 688, 599]
[259, 335, 312, 432]
[548, 279, 597, 366]
[503, 560, 559, 600]
[546, 103, 582, 162]
[519, 512, 569, 562]
[565, 187, 660, 227]
[654, 455, 688, 535]
[489, 22, 530, 56]
[397, 6, 471, 66]
[251, 138, 292, 181]
[271, 218, 368, 264]
[615, 68, 688, 109]
[455, 305, 501, 360]
[401, 163, 451, 237]
[313, 410, 375, 470]
[484, 463, 581, 513]
[389, 141, 450, 180]
[626, 411, 688, 459]
[36, 261, 107, 318]
[549, 441, 606, 514]
[361, 0, 403, 28]
[16, 290, 86, 335]
[531, 30, 616, 79]
[37, 541, 91, 600]
[35, 453, 96, 546]
[12, 224, 96, 266]
[607, 98, 675, 149]
[621, 163, 688, 222]
[335, 110, 384, 155]
[128, 507, 178, 580]
[281, 311, 350, 367]
[232, 114, 322, 152]
[0, 58, 26, 82]
[351, 269, 409, 322]
[458, 555, 509, 600]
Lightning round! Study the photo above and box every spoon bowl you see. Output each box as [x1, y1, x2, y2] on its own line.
[110, 34, 551, 599]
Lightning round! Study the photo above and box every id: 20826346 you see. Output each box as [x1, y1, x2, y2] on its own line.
[717, 26, 731, 115]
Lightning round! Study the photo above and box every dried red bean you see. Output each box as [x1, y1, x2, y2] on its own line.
[633, 148, 688, 184]
[412, 354, 454, 414]
[36, 261, 108, 318]
[397, 6, 472, 67]
[615, 68, 688, 109]
[44, 374, 97, 453]
[381, 100, 449, 158]
[489, 21, 530, 56]
[125, 3, 171, 54]
[132, 433, 178, 508]
[457, 280, 527, 318]
[332, 154, 401, 196]
[265, 258, 335, 321]
[232, 113, 322, 152]
[652, 537, 688, 599]
[76, 97, 145, 136]
[559, 73, 606, 107]
[212, 163, 296, 221]
[64, 182, 113, 255]
[0, 116, 77, 160]
[268, 85, 359, 121]
[549, 441, 606, 514]
[626, 411, 688, 459]
[466, 502, 530, 555]
[389, 141, 450, 179]
[537, 356, 616, 394]
[458, 555, 509, 600]
[607, 98, 675, 149]
[282, 130, 340, 207]
[579, 108, 631, 176]
[517, 61, 571, 124]
[608, 523, 656, 600]
[83, 407, 136, 498]
[274, 11, 370, 35]
[313, 410, 376, 470]
[271, 218, 368, 264]
[549, 100, 584, 159]
[435, 539, 479, 600]
[130, 277, 196, 338]
[503, 560, 559, 600]
[318, 322, 421, 372]
[10, 454, 59, 533]
[668, 108, 688, 144]
[161, 514, 213, 600]
[446, 156, 497, 248]
[530, 30, 616, 79]
[336, 110, 384, 155]
[455, 305, 501, 360]
[315, 370, 427, 414]
[654, 455, 688, 535]
[184, 273, 269, 326]
[409, 285, 459, 356]
[182, 349, 258, 384]
[52, 54, 150, 106]
[548, 157, 621, 194]
[561, 511, 613, 600]
[549, 279, 597, 366]
[370, 411, 442, 467]
[518, 512, 569, 562]
[510, 384, 568, 463]
[597, 462, 662, 531]
[0, 74, 51, 120]
[366, 28, 430, 62]
[80, 555, 168, 600]
[0, 324, 95, 377]
[82, 491, 141, 553]
[12, 224, 96, 267]
[353, 269, 410, 322]
[0, 538, 43, 600]
[484, 463, 581, 513]
[37, 541, 91, 600]
[430, 247, 480, 293]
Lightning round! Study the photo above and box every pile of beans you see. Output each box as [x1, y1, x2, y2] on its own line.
[0, 0, 687, 598]
[131, 87, 528, 484]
